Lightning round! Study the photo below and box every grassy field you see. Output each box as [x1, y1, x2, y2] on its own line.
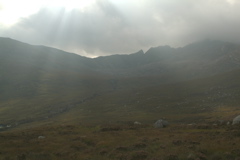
[1, 123, 240, 160]
[1, 69, 240, 129]
[1, 38, 240, 159]
[1, 38, 240, 129]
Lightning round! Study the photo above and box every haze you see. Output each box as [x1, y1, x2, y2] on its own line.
[1, 0, 240, 57]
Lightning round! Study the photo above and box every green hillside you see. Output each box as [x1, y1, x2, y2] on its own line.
[1, 37, 240, 130]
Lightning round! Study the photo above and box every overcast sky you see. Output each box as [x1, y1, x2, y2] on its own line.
[1, 0, 240, 57]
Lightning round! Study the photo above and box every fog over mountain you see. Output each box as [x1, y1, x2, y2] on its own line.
[1, 37, 240, 128]
[1, 37, 240, 86]
[2, 2, 240, 157]
[1, 0, 240, 57]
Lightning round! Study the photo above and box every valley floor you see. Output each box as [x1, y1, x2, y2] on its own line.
[0, 123, 240, 160]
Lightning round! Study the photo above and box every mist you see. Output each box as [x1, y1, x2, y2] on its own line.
[1, 0, 240, 57]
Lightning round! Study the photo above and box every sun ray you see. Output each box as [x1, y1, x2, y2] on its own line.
[226, 0, 236, 5]
[0, 0, 95, 26]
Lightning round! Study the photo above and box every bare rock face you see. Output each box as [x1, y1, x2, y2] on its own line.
[233, 115, 240, 125]
[154, 119, 169, 128]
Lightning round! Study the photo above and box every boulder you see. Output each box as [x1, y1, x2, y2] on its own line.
[38, 136, 45, 139]
[134, 121, 141, 125]
[233, 115, 240, 125]
[154, 119, 169, 128]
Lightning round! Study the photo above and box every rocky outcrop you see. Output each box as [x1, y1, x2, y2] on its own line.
[154, 119, 169, 128]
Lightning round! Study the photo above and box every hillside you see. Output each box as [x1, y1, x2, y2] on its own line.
[1, 37, 240, 130]
[93, 40, 240, 79]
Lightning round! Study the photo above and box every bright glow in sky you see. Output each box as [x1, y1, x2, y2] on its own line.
[1, 0, 240, 57]
[0, 0, 95, 26]
[226, 0, 236, 4]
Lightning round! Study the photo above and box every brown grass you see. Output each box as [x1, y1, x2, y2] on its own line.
[1, 123, 240, 160]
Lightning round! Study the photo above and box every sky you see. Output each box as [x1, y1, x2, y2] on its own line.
[1, 0, 240, 57]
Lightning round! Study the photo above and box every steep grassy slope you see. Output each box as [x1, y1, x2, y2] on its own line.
[0, 38, 114, 128]
[53, 69, 240, 125]
[2, 68, 239, 129]
[1, 37, 240, 130]
[0, 37, 97, 99]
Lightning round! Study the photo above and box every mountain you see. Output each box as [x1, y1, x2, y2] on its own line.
[1, 37, 240, 129]
[1, 37, 240, 80]
[93, 39, 240, 79]
[0, 37, 105, 99]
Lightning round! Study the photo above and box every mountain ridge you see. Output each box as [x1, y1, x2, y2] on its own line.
[1, 37, 240, 129]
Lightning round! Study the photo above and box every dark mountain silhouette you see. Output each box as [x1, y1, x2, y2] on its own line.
[1, 37, 240, 79]
[1, 37, 240, 128]
[90, 39, 240, 82]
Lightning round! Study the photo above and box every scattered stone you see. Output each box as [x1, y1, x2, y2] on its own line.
[233, 115, 240, 125]
[154, 119, 169, 128]
[187, 123, 196, 127]
[134, 121, 141, 125]
[38, 136, 45, 139]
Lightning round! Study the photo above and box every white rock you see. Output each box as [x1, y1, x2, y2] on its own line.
[154, 119, 169, 128]
[134, 121, 141, 125]
[232, 115, 240, 125]
[38, 136, 45, 139]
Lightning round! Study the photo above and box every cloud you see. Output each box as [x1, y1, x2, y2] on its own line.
[1, 0, 240, 57]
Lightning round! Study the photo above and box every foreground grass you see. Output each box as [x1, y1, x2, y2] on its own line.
[1, 123, 240, 160]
